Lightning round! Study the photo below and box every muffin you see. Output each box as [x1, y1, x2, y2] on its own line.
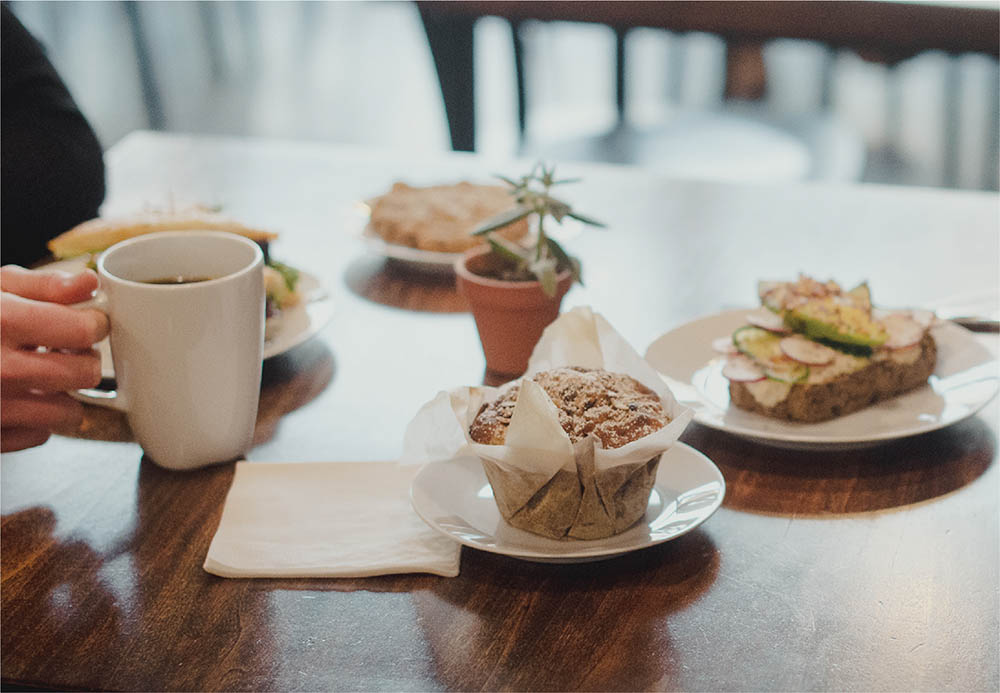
[470, 367, 672, 540]
[367, 181, 530, 253]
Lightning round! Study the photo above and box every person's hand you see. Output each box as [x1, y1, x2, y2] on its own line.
[1, 265, 109, 452]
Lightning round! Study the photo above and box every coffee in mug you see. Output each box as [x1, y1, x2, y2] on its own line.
[75, 231, 265, 470]
[141, 276, 217, 285]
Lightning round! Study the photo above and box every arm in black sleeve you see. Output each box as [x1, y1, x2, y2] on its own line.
[1, 3, 106, 266]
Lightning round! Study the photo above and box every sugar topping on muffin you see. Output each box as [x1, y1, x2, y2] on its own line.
[469, 366, 669, 449]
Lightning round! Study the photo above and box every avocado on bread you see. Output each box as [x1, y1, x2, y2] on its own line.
[722, 275, 937, 422]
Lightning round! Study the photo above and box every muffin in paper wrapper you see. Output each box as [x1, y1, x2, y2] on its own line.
[401, 306, 694, 540]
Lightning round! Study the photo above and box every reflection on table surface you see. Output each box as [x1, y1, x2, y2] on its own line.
[2, 131, 997, 692]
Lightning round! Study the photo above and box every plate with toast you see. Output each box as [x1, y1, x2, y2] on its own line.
[43, 210, 333, 381]
[46, 255, 331, 381]
[355, 180, 581, 274]
[646, 277, 998, 449]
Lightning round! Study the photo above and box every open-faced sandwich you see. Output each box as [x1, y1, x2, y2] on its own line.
[718, 275, 937, 422]
[47, 208, 303, 339]
[366, 181, 530, 253]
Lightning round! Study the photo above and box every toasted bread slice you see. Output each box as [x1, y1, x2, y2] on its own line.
[48, 211, 278, 259]
[367, 181, 530, 253]
[729, 333, 937, 423]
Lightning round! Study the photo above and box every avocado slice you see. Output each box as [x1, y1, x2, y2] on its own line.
[784, 297, 887, 348]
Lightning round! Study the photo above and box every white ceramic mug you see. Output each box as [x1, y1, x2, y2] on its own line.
[76, 231, 265, 470]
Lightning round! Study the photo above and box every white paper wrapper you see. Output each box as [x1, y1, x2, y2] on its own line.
[401, 306, 694, 539]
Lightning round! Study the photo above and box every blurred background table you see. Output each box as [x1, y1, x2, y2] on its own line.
[2, 131, 997, 691]
[418, 0, 1000, 185]
[8, 0, 999, 190]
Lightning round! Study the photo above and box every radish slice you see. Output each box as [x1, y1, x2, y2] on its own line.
[779, 335, 837, 365]
[758, 280, 783, 297]
[722, 355, 766, 382]
[746, 310, 790, 333]
[761, 286, 788, 313]
[712, 336, 739, 354]
[882, 314, 924, 349]
[908, 309, 936, 329]
[873, 307, 936, 329]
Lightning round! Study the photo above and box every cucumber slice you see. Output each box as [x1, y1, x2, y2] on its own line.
[732, 326, 809, 383]
[732, 326, 781, 359]
[762, 361, 810, 384]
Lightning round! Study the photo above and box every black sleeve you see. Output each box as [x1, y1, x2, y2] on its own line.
[1, 3, 106, 267]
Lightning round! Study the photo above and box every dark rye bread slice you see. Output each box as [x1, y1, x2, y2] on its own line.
[729, 332, 937, 423]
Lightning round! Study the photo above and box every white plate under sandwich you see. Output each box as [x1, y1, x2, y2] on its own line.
[644, 309, 999, 450]
[410, 442, 725, 564]
[359, 223, 460, 275]
[46, 256, 333, 381]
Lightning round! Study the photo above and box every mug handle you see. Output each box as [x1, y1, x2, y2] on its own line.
[69, 291, 128, 412]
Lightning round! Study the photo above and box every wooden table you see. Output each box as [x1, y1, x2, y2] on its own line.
[2, 131, 997, 691]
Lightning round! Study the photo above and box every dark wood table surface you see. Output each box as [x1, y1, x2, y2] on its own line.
[2, 131, 998, 692]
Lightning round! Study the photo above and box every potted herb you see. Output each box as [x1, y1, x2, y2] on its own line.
[455, 163, 605, 377]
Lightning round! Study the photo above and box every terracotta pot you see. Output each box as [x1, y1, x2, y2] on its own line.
[455, 246, 573, 377]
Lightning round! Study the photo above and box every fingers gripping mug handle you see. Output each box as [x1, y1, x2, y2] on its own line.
[71, 387, 125, 410]
[70, 291, 127, 412]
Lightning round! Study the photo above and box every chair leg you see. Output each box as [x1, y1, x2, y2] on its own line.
[123, 1, 165, 130]
[724, 41, 767, 101]
[511, 19, 527, 144]
[985, 60, 999, 191]
[941, 56, 961, 189]
[666, 33, 685, 105]
[615, 27, 627, 127]
[416, 3, 476, 152]
[198, 1, 225, 82]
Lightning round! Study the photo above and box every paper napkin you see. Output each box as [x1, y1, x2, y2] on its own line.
[203, 461, 461, 578]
